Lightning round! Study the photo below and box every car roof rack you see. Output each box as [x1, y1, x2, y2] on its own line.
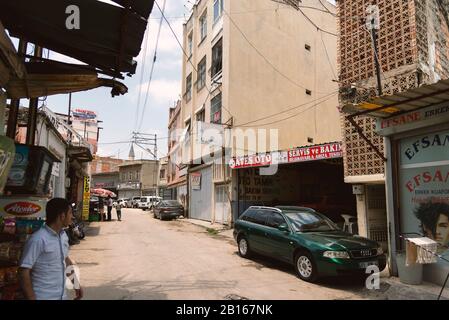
[248, 206, 282, 213]
[275, 206, 316, 212]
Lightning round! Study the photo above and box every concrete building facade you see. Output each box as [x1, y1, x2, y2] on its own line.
[179, 0, 352, 225]
[117, 160, 159, 199]
[337, 0, 449, 279]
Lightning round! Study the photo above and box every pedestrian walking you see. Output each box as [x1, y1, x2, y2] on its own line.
[107, 195, 113, 221]
[98, 196, 105, 221]
[18, 198, 83, 300]
[116, 202, 122, 221]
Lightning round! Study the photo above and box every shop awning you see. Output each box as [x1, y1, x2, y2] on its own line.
[342, 79, 449, 119]
[68, 145, 93, 163]
[0, 0, 155, 77]
[5, 61, 128, 99]
[0, 21, 26, 87]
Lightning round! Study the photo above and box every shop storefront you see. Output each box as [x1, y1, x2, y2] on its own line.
[189, 165, 213, 222]
[341, 79, 449, 285]
[378, 103, 449, 285]
[230, 142, 356, 227]
[117, 182, 141, 199]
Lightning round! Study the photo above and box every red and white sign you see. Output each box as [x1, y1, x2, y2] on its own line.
[0, 197, 47, 218]
[229, 154, 273, 169]
[288, 142, 342, 163]
[229, 142, 343, 169]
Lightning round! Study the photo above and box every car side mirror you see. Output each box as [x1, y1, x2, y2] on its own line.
[278, 223, 289, 233]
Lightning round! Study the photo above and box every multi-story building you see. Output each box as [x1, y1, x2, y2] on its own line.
[337, 0, 449, 283]
[157, 156, 169, 199]
[117, 160, 159, 199]
[90, 155, 126, 175]
[91, 171, 120, 196]
[179, 0, 352, 225]
[167, 100, 188, 207]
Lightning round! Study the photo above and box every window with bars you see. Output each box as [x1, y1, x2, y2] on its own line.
[197, 56, 207, 91]
[213, 0, 224, 23]
[196, 109, 205, 122]
[188, 32, 193, 56]
[210, 93, 222, 124]
[185, 73, 192, 102]
[211, 38, 223, 78]
[199, 11, 207, 42]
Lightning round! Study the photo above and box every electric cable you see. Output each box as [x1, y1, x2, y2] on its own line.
[138, 0, 167, 131]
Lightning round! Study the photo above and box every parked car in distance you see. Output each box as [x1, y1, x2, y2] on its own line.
[138, 196, 162, 210]
[233, 206, 386, 283]
[153, 200, 184, 220]
[115, 198, 129, 208]
[131, 196, 141, 208]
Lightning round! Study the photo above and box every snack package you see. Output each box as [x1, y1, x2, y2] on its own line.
[4, 267, 18, 284]
[0, 242, 11, 261]
[8, 244, 22, 264]
[3, 218, 16, 235]
[0, 269, 6, 287]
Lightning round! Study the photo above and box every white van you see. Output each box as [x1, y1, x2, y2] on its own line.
[138, 196, 162, 210]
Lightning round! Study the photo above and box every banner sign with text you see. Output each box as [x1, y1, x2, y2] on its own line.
[229, 142, 342, 169]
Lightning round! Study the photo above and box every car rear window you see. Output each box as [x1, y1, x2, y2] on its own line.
[161, 200, 182, 206]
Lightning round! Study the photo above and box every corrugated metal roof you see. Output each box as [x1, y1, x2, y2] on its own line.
[343, 79, 449, 118]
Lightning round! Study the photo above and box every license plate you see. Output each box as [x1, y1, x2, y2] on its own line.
[359, 261, 378, 269]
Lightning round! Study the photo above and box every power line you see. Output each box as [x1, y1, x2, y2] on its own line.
[135, 23, 150, 131]
[155, 0, 235, 120]
[138, 0, 167, 131]
[235, 90, 338, 127]
[157, 5, 337, 21]
[237, 92, 339, 127]
[297, 7, 338, 37]
[222, 8, 331, 95]
[320, 31, 337, 80]
[317, 0, 336, 17]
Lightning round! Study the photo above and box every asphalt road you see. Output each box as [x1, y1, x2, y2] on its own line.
[68, 209, 378, 300]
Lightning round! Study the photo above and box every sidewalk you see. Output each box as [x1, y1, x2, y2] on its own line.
[179, 217, 449, 300]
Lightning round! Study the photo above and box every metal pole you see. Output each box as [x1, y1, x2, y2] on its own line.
[370, 19, 383, 96]
[26, 45, 43, 146]
[7, 39, 28, 139]
[68, 93, 72, 125]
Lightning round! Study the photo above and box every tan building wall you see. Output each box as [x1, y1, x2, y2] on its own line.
[227, 0, 340, 154]
[181, 0, 340, 160]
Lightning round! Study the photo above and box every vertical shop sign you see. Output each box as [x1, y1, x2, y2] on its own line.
[82, 176, 90, 220]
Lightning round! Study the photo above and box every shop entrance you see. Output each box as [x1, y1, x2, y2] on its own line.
[237, 159, 356, 225]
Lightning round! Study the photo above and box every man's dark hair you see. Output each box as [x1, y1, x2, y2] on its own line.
[414, 202, 449, 237]
[46, 198, 71, 224]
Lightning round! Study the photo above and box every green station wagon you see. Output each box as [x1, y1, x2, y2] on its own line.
[233, 206, 386, 282]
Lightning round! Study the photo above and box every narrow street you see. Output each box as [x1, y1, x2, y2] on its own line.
[68, 209, 377, 300]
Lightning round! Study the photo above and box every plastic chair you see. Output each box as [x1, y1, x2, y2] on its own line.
[341, 214, 357, 234]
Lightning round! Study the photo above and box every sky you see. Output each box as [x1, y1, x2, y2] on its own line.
[10, 0, 335, 160]
[45, 0, 190, 160]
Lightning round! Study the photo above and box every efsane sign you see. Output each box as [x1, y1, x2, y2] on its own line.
[229, 142, 343, 169]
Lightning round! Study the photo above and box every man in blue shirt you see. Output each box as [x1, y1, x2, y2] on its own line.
[19, 198, 84, 300]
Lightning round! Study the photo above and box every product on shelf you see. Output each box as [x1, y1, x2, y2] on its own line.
[0, 242, 22, 264]
[0, 269, 5, 288]
[2, 218, 16, 235]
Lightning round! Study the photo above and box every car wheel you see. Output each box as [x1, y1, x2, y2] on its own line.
[294, 251, 318, 283]
[237, 236, 251, 258]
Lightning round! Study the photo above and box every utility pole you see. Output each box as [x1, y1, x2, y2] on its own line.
[131, 132, 157, 160]
[7, 39, 28, 140]
[26, 45, 43, 146]
[370, 18, 383, 96]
